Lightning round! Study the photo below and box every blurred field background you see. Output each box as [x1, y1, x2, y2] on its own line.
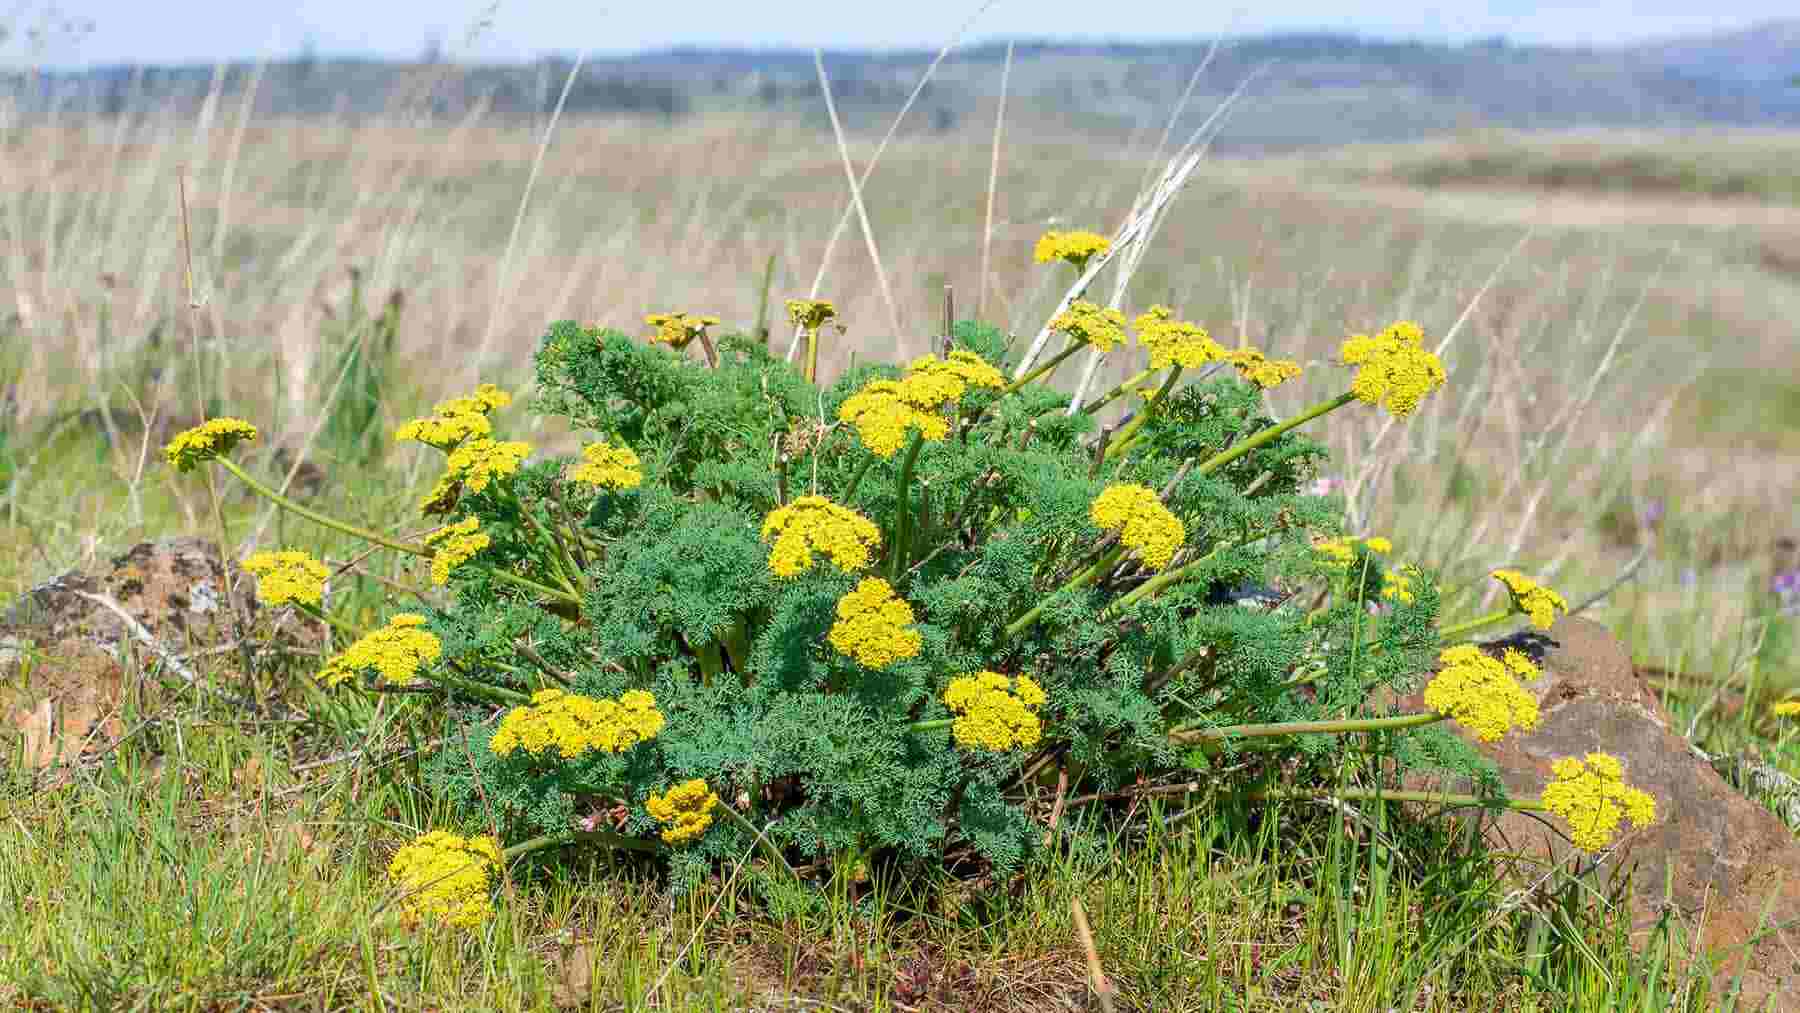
[3, 17, 1800, 1008]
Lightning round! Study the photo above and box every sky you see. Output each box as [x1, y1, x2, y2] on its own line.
[3, 0, 1793, 69]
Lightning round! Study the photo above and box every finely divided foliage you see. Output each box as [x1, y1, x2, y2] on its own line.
[175, 234, 1656, 927]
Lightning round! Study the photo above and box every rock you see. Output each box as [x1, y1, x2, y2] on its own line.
[1404, 617, 1800, 1010]
[1, 537, 317, 771]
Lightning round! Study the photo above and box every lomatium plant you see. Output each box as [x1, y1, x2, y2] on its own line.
[166, 233, 1660, 928]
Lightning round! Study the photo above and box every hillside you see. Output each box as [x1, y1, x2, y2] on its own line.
[4, 31, 1800, 152]
[1629, 18, 1800, 82]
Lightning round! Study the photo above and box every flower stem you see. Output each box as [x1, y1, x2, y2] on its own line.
[1001, 338, 1086, 396]
[425, 668, 533, 706]
[218, 457, 428, 556]
[907, 717, 956, 734]
[1103, 365, 1182, 463]
[890, 432, 924, 580]
[1197, 391, 1357, 477]
[1004, 545, 1124, 639]
[1438, 609, 1513, 642]
[1169, 711, 1444, 744]
[1082, 367, 1159, 417]
[1248, 785, 1546, 812]
[840, 452, 877, 503]
[804, 326, 821, 385]
[501, 828, 662, 862]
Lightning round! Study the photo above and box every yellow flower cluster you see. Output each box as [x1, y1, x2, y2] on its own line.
[761, 496, 882, 577]
[1539, 752, 1657, 852]
[645, 312, 720, 350]
[1034, 229, 1111, 271]
[943, 672, 1047, 752]
[387, 830, 502, 929]
[1381, 564, 1420, 604]
[1049, 300, 1128, 352]
[1315, 535, 1393, 569]
[1491, 570, 1569, 630]
[1133, 306, 1226, 370]
[241, 549, 328, 607]
[424, 517, 490, 585]
[395, 385, 512, 451]
[443, 437, 532, 494]
[1423, 645, 1541, 743]
[1090, 483, 1185, 570]
[645, 779, 720, 845]
[569, 440, 643, 490]
[827, 577, 922, 669]
[489, 688, 665, 759]
[1226, 347, 1303, 389]
[786, 299, 837, 332]
[163, 418, 258, 472]
[903, 349, 1006, 404]
[1340, 321, 1446, 418]
[318, 613, 442, 688]
[838, 380, 950, 458]
[1773, 700, 1800, 718]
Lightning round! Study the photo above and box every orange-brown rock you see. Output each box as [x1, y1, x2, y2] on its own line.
[1405, 617, 1800, 1010]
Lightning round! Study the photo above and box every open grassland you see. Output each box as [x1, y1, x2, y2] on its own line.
[3, 99, 1799, 1009]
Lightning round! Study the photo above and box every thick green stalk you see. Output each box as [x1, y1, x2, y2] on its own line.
[1081, 366, 1159, 417]
[1103, 365, 1182, 462]
[218, 456, 427, 556]
[1003, 545, 1124, 639]
[1169, 711, 1443, 745]
[804, 326, 821, 384]
[907, 717, 956, 734]
[840, 451, 878, 503]
[1438, 609, 1514, 642]
[1249, 785, 1546, 812]
[1197, 391, 1357, 477]
[1001, 338, 1086, 396]
[425, 669, 533, 706]
[889, 432, 924, 580]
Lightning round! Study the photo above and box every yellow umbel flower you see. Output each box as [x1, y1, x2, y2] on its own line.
[489, 688, 665, 758]
[1048, 299, 1127, 353]
[1539, 752, 1657, 852]
[386, 830, 502, 929]
[1774, 700, 1800, 718]
[569, 440, 643, 490]
[1490, 569, 1569, 630]
[1090, 483, 1185, 570]
[902, 349, 1005, 406]
[419, 473, 464, 516]
[1381, 564, 1421, 605]
[1315, 535, 1392, 570]
[443, 438, 532, 494]
[1226, 347, 1303, 389]
[827, 577, 922, 669]
[317, 613, 442, 688]
[1501, 648, 1542, 682]
[241, 549, 329, 607]
[1133, 305, 1225, 370]
[1340, 320, 1445, 418]
[1033, 229, 1111, 272]
[943, 671, 1047, 752]
[838, 379, 950, 458]
[396, 385, 512, 450]
[646, 312, 720, 350]
[760, 496, 883, 577]
[646, 779, 720, 845]
[163, 418, 258, 473]
[423, 517, 490, 585]
[786, 299, 837, 332]
[1423, 644, 1541, 743]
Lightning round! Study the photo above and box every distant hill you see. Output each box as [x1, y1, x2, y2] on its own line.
[4, 31, 1799, 153]
[1628, 19, 1800, 82]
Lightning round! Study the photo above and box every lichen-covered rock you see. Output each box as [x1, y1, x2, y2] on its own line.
[1405, 617, 1800, 1010]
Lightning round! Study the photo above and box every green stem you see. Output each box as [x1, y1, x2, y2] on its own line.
[804, 326, 821, 385]
[1438, 609, 1513, 642]
[1169, 711, 1444, 744]
[890, 432, 924, 580]
[1003, 545, 1124, 639]
[419, 667, 532, 706]
[840, 452, 877, 503]
[1197, 391, 1357, 477]
[484, 567, 584, 607]
[1249, 785, 1546, 812]
[502, 828, 662, 861]
[1103, 365, 1182, 463]
[907, 717, 956, 734]
[1081, 366, 1159, 417]
[1001, 338, 1086, 396]
[218, 457, 427, 557]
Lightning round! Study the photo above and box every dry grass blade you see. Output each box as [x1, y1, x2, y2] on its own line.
[812, 51, 902, 343]
[1069, 897, 1115, 1013]
[978, 40, 1015, 320]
